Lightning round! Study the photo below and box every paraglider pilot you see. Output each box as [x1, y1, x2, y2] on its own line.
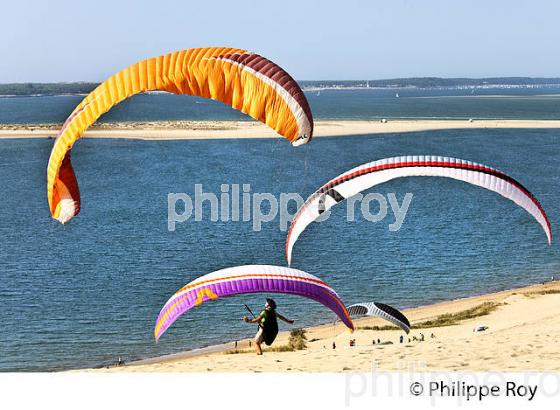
[243, 298, 295, 355]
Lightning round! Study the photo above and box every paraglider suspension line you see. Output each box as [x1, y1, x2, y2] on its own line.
[243, 304, 263, 330]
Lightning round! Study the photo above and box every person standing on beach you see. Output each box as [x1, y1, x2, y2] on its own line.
[243, 298, 295, 355]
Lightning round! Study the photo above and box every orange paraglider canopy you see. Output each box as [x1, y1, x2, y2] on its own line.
[47, 47, 313, 223]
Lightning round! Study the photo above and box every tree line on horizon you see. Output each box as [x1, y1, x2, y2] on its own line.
[1, 78, 560, 96]
[0, 82, 98, 96]
[299, 77, 560, 89]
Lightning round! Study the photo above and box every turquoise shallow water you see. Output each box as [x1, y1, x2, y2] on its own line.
[0, 88, 559, 371]
[0, 127, 559, 371]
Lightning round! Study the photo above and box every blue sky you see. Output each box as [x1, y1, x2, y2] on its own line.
[1, 0, 559, 82]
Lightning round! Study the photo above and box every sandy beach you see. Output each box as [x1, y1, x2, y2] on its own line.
[2, 119, 560, 140]
[82, 280, 560, 372]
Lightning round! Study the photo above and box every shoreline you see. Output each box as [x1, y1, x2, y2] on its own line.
[2, 119, 560, 140]
[82, 278, 560, 372]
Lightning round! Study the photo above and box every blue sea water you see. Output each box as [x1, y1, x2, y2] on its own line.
[0, 89, 559, 371]
[2, 86, 560, 124]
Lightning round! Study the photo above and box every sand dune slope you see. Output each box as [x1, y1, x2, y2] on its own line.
[89, 281, 560, 372]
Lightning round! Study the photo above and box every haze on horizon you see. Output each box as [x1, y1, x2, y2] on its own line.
[1, 0, 559, 83]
